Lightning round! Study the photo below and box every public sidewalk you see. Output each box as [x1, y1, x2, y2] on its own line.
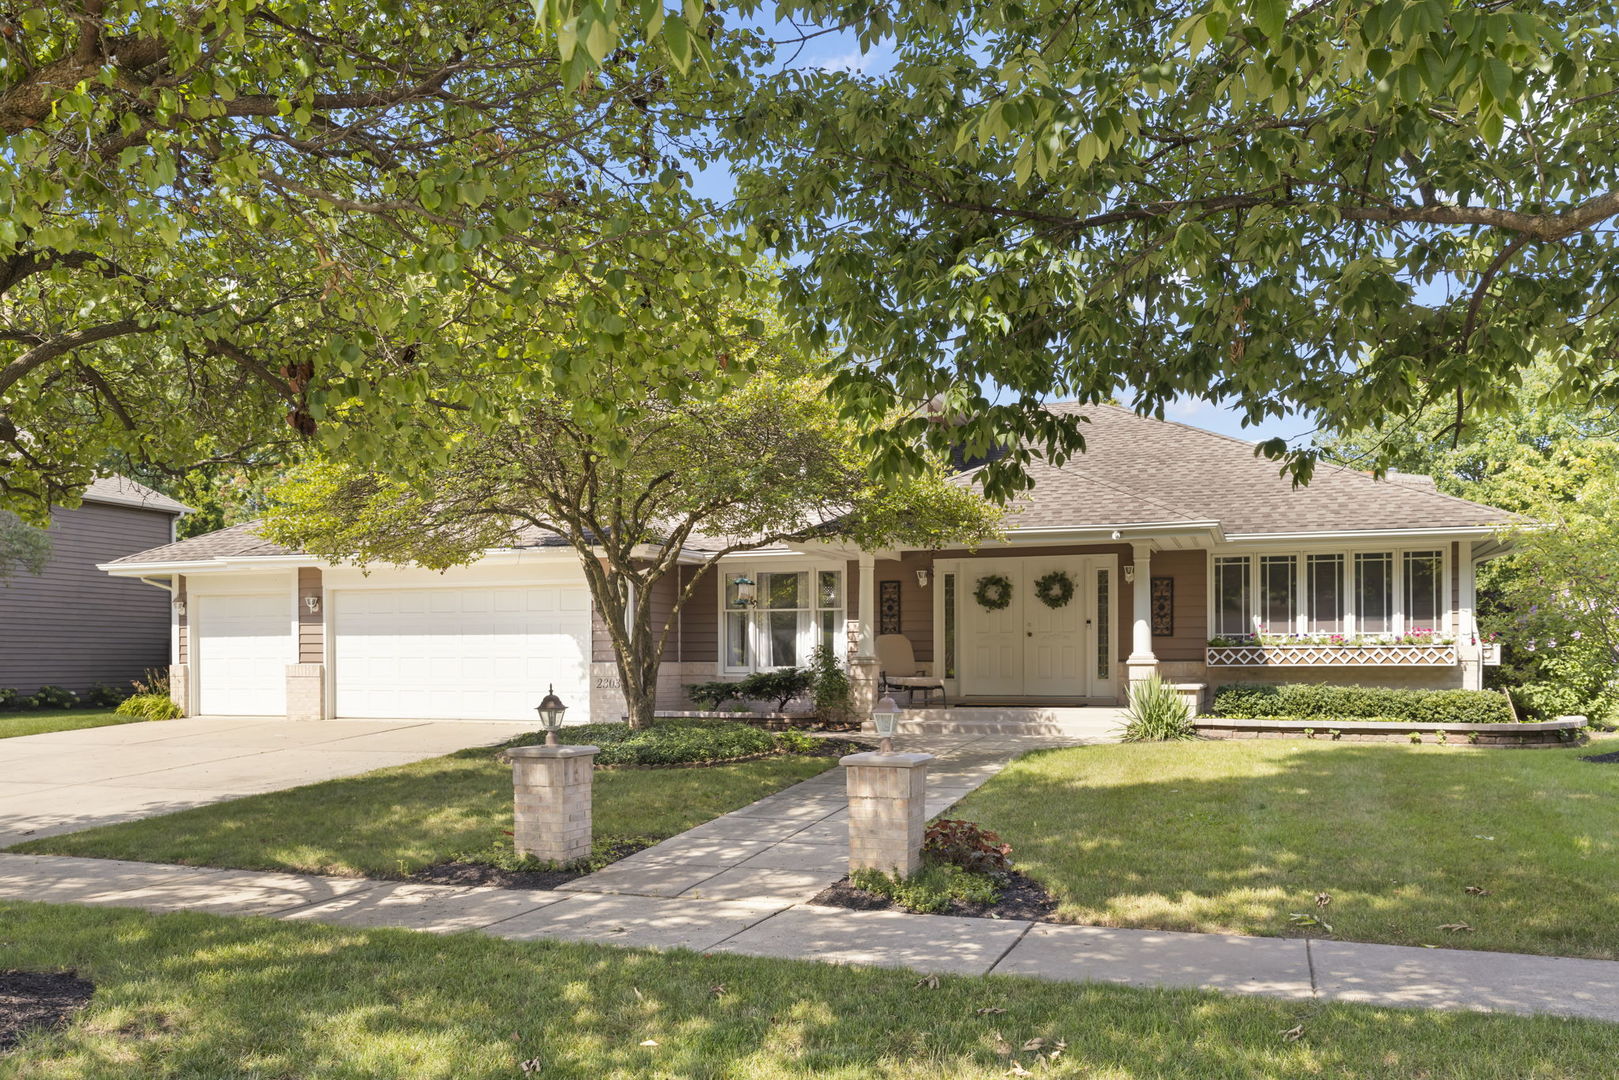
[1, 851, 1616, 1023]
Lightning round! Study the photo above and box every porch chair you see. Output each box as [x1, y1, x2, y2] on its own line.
[875, 633, 947, 706]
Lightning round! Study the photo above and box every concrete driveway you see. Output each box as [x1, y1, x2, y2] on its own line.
[0, 717, 532, 846]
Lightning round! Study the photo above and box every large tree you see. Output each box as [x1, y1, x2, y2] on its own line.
[535, 0, 1619, 495]
[0, 1, 751, 514]
[263, 367, 1001, 728]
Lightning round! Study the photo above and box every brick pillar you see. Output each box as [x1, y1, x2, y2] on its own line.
[842, 750, 934, 876]
[285, 664, 326, 721]
[168, 664, 190, 716]
[508, 744, 599, 865]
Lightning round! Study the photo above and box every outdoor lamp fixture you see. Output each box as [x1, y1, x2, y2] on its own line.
[915, 568, 931, 588]
[872, 693, 901, 754]
[535, 685, 568, 746]
[1123, 565, 1136, 584]
[733, 575, 757, 606]
[304, 595, 321, 615]
[171, 599, 186, 617]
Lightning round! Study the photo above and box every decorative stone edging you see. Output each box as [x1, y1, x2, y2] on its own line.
[1206, 643, 1458, 667]
[1194, 716, 1588, 746]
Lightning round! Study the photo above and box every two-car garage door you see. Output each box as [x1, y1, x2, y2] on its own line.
[331, 585, 591, 722]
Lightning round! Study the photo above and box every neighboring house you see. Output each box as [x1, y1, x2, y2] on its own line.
[101, 404, 1516, 723]
[2, 476, 189, 695]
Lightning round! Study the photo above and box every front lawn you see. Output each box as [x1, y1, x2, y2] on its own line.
[12, 742, 833, 878]
[954, 737, 1619, 959]
[0, 709, 144, 741]
[2, 902, 1614, 1078]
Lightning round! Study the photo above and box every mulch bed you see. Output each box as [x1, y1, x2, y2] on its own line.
[1580, 750, 1619, 764]
[812, 870, 1060, 922]
[410, 838, 658, 890]
[1, 970, 94, 1052]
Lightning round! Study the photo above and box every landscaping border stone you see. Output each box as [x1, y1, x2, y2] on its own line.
[1193, 716, 1587, 746]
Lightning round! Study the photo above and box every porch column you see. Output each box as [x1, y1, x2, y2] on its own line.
[851, 553, 879, 719]
[1126, 541, 1159, 684]
[1458, 542, 1482, 691]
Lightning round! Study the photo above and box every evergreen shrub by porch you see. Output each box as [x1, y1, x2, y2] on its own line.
[1211, 684, 1516, 724]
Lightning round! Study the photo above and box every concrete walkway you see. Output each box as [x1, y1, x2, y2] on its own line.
[2, 850, 1616, 1024]
[0, 717, 532, 845]
[559, 733, 1095, 903]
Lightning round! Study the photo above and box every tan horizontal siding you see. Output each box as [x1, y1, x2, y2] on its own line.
[297, 567, 324, 664]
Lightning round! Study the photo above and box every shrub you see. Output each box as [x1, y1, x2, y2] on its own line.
[685, 680, 742, 710]
[850, 862, 1002, 914]
[0, 688, 24, 710]
[117, 693, 183, 721]
[131, 667, 171, 697]
[807, 644, 855, 724]
[31, 685, 78, 709]
[1120, 674, 1195, 741]
[82, 683, 128, 708]
[735, 667, 815, 711]
[923, 819, 1013, 880]
[1210, 683, 1515, 724]
[506, 718, 807, 767]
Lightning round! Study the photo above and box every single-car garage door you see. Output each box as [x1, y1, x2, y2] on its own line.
[195, 593, 290, 716]
[332, 585, 590, 721]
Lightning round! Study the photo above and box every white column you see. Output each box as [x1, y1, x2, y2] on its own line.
[1126, 541, 1159, 683]
[1458, 542, 1482, 690]
[855, 552, 877, 659]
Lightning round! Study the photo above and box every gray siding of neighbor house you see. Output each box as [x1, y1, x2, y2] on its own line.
[0, 502, 176, 694]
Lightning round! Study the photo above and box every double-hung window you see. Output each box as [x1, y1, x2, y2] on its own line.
[1213, 549, 1447, 639]
[723, 568, 844, 673]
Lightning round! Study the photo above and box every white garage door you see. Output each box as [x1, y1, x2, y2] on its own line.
[333, 585, 590, 721]
[195, 593, 290, 716]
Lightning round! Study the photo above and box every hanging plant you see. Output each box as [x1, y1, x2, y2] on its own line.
[1034, 570, 1075, 610]
[973, 573, 1013, 611]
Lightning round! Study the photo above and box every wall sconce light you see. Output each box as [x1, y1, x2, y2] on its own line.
[1123, 565, 1136, 584]
[171, 599, 186, 617]
[915, 568, 930, 588]
[304, 595, 321, 615]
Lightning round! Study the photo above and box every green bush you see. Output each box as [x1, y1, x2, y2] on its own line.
[850, 862, 1003, 914]
[506, 718, 804, 766]
[116, 693, 183, 721]
[735, 667, 815, 711]
[1120, 674, 1196, 741]
[31, 684, 79, 709]
[1210, 683, 1516, 724]
[808, 644, 855, 724]
[0, 688, 25, 710]
[685, 680, 742, 710]
[83, 683, 129, 708]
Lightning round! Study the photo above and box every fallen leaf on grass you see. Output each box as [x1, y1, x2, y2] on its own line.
[1465, 885, 1491, 896]
[1281, 1024, 1305, 1043]
[1288, 913, 1333, 934]
[1007, 1064, 1034, 1077]
[519, 1058, 542, 1073]
[1438, 922, 1474, 933]
[976, 1007, 1006, 1015]
[639, 1039, 659, 1048]
[1021, 1037, 1046, 1052]
[1315, 892, 1332, 908]
[709, 984, 727, 998]
[914, 974, 940, 990]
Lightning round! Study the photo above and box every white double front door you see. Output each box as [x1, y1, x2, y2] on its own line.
[958, 556, 1115, 699]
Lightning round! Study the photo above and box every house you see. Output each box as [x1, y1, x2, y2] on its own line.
[2, 476, 190, 696]
[100, 405, 1516, 722]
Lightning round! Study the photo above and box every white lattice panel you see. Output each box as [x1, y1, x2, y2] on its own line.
[1206, 645, 1458, 667]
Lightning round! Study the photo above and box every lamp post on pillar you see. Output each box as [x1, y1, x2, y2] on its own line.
[842, 693, 932, 877]
[1126, 541, 1159, 684]
[508, 687, 599, 865]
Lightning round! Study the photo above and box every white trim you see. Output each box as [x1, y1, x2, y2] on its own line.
[715, 558, 849, 676]
[1221, 526, 1501, 544]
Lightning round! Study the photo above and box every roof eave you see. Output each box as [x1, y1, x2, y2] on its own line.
[1220, 524, 1511, 544]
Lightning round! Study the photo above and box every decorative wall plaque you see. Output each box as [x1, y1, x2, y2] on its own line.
[1151, 576, 1174, 637]
[879, 579, 903, 636]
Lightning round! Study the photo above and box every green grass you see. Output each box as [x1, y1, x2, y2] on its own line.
[2, 902, 1615, 1079]
[954, 736, 1619, 959]
[12, 744, 833, 878]
[0, 708, 143, 741]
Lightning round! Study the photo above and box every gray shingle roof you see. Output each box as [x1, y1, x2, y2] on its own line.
[108, 520, 574, 566]
[999, 403, 1514, 536]
[81, 475, 190, 515]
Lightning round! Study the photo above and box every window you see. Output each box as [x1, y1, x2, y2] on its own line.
[1096, 568, 1110, 680]
[723, 567, 845, 672]
[1306, 554, 1344, 633]
[1214, 556, 1251, 637]
[1403, 550, 1443, 632]
[1258, 555, 1296, 635]
[1354, 552, 1394, 635]
[942, 572, 958, 678]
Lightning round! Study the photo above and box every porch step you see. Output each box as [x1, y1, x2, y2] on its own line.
[893, 706, 1126, 738]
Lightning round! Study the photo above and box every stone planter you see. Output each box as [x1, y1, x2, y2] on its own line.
[1193, 716, 1586, 747]
[1205, 643, 1458, 667]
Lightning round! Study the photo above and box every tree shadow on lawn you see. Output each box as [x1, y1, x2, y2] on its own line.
[956, 741, 1619, 960]
[4, 901, 1615, 1079]
[12, 748, 833, 880]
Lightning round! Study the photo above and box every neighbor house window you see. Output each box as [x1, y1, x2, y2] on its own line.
[1258, 555, 1296, 635]
[1354, 552, 1394, 635]
[1213, 556, 1251, 637]
[724, 568, 845, 673]
[1403, 550, 1443, 632]
[1307, 554, 1344, 634]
